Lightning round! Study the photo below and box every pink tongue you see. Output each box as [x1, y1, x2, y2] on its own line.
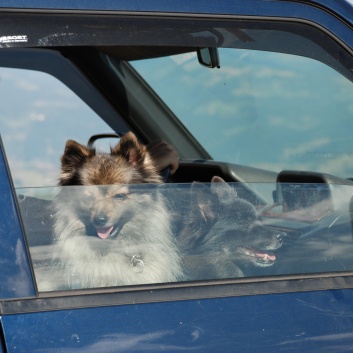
[96, 226, 114, 239]
[256, 251, 276, 262]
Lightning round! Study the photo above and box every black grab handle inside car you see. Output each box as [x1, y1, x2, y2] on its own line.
[87, 133, 125, 149]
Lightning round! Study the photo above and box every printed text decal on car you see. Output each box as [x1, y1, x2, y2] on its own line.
[0, 35, 28, 43]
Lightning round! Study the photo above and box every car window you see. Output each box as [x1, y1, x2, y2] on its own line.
[0, 67, 114, 187]
[131, 48, 353, 179]
[0, 49, 131, 188]
[16, 181, 353, 292]
[2, 19, 353, 293]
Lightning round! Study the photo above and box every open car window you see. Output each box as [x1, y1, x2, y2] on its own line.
[17, 182, 353, 292]
[1, 19, 353, 186]
[131, 47, 353, 178]
[0, 50, 130, 188]
[1, 17, 353, 294]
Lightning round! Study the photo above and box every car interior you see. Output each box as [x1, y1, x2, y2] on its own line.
[2, 16, 353, 291]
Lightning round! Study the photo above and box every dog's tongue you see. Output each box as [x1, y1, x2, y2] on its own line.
[95, 226, 113, 239]
[255, 251, 276, 262]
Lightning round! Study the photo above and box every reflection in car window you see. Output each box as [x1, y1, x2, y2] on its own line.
[0, 68, 112, 187]
[3, 21, 353, 293]
[17, 182, 353, 292]
[132, 48, 353, 178]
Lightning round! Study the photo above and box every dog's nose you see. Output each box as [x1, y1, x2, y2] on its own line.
[276, 232, 286, 244]
[93, 214, 108, 227]
[277, 232, 286, 239]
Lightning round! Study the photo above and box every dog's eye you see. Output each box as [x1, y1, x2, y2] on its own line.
[114, 193, 128, 200]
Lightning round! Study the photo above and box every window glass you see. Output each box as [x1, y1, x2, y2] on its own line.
[3, 21, 353, 292]
[17, 182, 353, 292]
[0, 67, 113, 187]
[132, 48, 353, 178]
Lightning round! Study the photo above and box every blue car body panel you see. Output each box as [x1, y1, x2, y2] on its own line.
[0, 0, 351, 24]
[1, 1, 353, 352]
[0, 0, 352, 17]
[2, 289, 353, 353]
[0, 144, 36, 300]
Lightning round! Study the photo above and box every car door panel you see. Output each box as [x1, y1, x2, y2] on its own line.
[2, 2, 353, 352]
[2, 289, 353, 353]
[0, 140, 36, 300]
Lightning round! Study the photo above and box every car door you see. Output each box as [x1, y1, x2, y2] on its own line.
[2, 2, 353, 352]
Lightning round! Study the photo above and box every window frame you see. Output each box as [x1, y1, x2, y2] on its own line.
[2, 9, 353, 311]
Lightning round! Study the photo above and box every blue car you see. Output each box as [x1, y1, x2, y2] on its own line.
[3, 0, 353, 351]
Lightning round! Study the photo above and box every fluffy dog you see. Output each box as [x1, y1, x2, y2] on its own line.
[39, 132, 182, 291]
[180, 177, 286, 280]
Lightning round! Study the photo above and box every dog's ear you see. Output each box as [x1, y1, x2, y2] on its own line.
[191, 182, 217, 222]
[59, 140, 94, 185]
[111, 132, 147, 167]
[210, 176, 237, 200]
[211, 176, 226, 183]
[62, 140, 93, 166]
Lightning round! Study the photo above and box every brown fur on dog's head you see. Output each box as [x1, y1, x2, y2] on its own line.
[59, 132, 162, 186]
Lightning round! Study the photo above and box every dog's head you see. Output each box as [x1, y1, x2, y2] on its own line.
[59, 131, 162, 187]
[66, 183, 161, 240]
[187, 176, 285, 267]
[57, 132, 163, 240]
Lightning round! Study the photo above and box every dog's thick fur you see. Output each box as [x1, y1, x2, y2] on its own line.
[180, 177, 285, 280]
[40, 132, 182, 291]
